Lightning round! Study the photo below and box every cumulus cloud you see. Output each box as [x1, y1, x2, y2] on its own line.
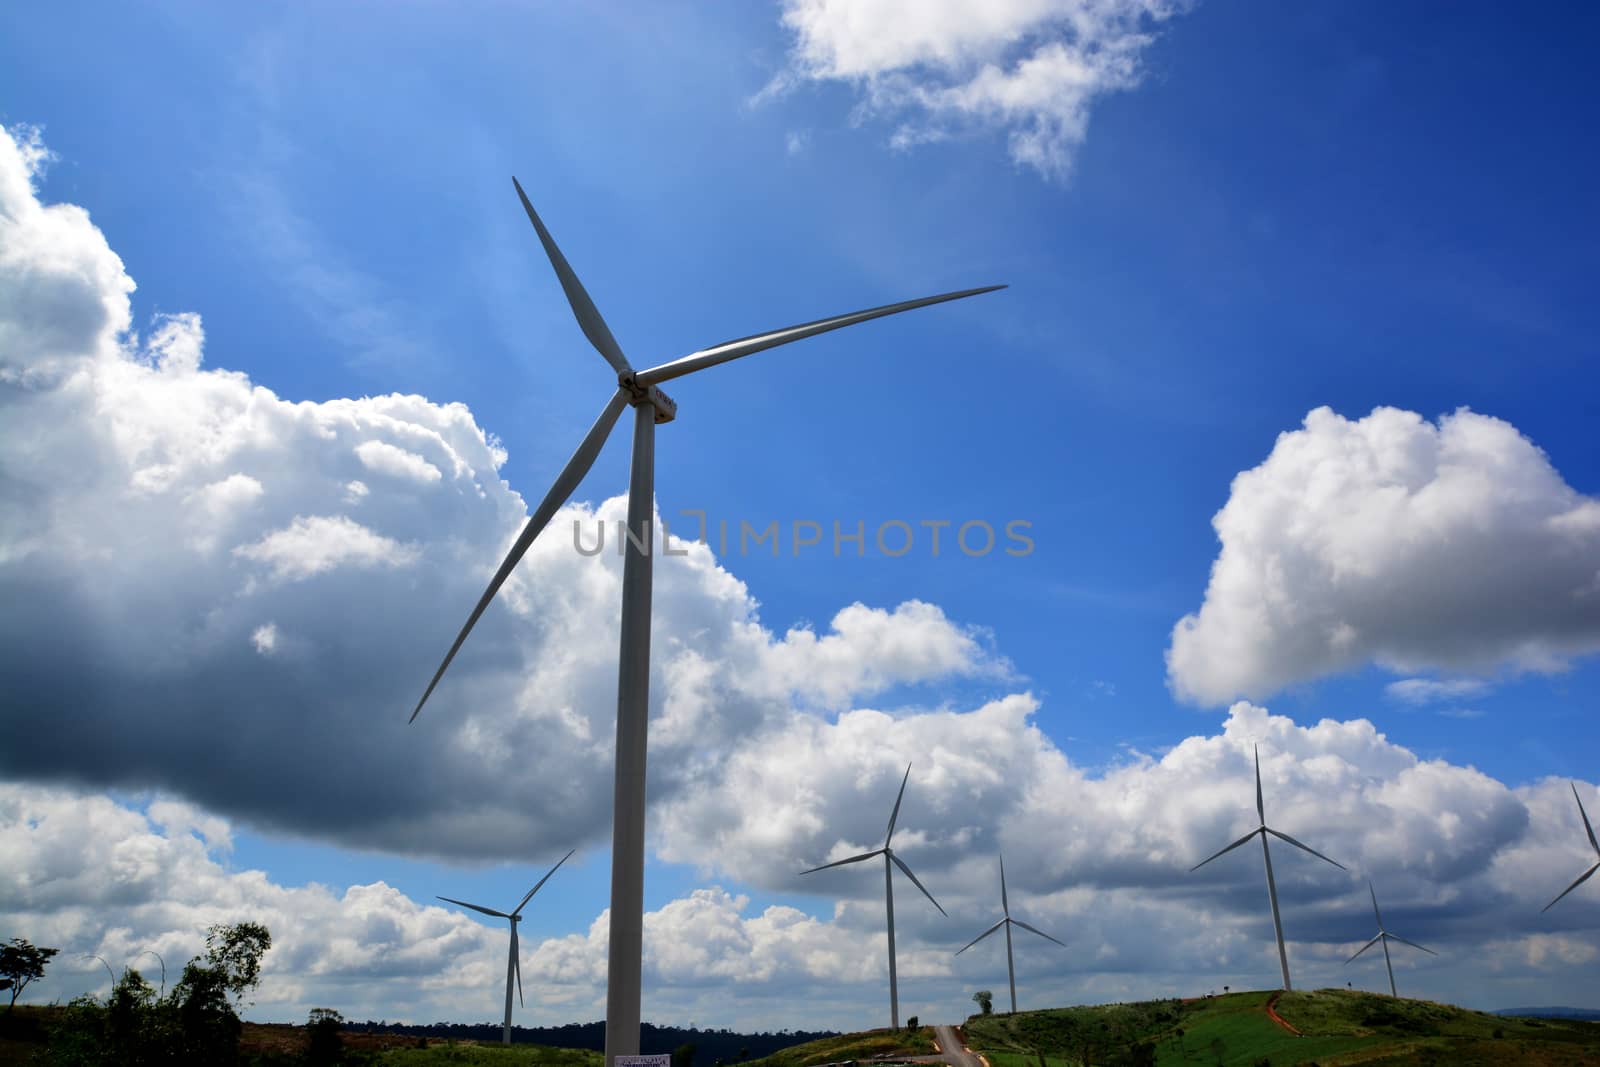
[0, 124, 996, 863]
[6, 705, 1600, 1029]
[1168, 406, 1600, 706]
[764, 0, 1190, 178]
[355, 439, 443, 485]
[0, 784, 506, 1022]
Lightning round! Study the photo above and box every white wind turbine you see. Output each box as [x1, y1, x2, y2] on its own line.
[955, 853, 1064, 1014]
[800, 763, 946, 1029]
[408, 178, 1002, 1064]
[1345, 879, 1435, 997]
[1543, 782, 1600, 913]
[1190, 745, 1346, 990]
[439, 849, 572, 1045]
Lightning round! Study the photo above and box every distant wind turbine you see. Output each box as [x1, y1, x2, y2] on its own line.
[1345, 879, 1435, 997]
[439, 849, 573, 1045]
[1543, 782, 1600, 913]
[81, 954, 114, 990]
[407, 179, 1003, 1066]
[135, 949, 166, 996]
[1190, 745, 1346, 990]
[800, 763, 947, 1029]
[955, 853, 1064, 1014]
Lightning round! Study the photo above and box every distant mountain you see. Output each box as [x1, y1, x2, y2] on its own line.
[1494, 1006, 1600, 1021]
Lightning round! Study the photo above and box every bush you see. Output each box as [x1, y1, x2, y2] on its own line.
[906, 1016, 919, 1032]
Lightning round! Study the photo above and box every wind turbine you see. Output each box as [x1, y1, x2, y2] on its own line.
[800, 763, 946, 1029]
[1543, 782, 1600, 913]
[81, 954, 114, 992]
[407, 178, 1003, 1064]
[1190, 745, 1346, 990]
[955, 853, 1064, 1014]
[438, 849, 573, 1045]
[1345, 879, 1435, 997]
[135, 949, 166, 996]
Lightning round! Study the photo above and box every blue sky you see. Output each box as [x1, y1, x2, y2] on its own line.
[3, 0, 1599, 1031]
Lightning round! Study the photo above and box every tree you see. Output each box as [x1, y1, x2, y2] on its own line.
[972, 990, 994, 1016]
[306, 1007, 345, 1065]
[906, 1016, 919, 1032]
[1, 938, 59, 1010]
[673, 1041, 698, 1067]
[166, 920, 272, 1061]
[200, 921, 272, 1007]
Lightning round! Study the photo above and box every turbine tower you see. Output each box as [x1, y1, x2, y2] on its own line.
[955, 853, 1064, 1014]
[1543, 782, 1600, 913]
[800, 763, 947, 1029]
[1345, 879, 1435, 997]
[408, 179, 1002, 1065]
[1190, 745, 1346, 990]
[438, 849, 572, 1045]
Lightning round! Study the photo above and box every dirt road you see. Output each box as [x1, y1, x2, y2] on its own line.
[931, 1025, 986, 1067]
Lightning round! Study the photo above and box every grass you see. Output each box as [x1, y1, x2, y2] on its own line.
[368, 1043, 606, 1065]
[743, 1027, 939, 1067]
[960, 988, 1600, 1066]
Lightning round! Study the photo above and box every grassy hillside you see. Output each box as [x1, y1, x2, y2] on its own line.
[743, 1026, 940, 1067]
[962, 988, 1600, 1066]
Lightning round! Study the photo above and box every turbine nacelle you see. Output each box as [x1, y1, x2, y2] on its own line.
[619, 374, 678, 423]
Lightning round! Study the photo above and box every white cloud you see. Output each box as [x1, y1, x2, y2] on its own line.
[355, 439, 444, 485]
[762, 600, 1005, 708]
[252, 623, 279, 654]
[6, 124, 1599, 1031]
[1385, 677, 1491, 705]
[234, 514, 421, 582]
[1168, 406, 1600, 706]
[6, 705, 1600, 1029]
[0, 124, 996, 863]
[765, 0, 1189, 178]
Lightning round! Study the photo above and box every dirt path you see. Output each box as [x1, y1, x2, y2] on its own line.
[931, 1025, 987, 1067]
[1263, 991, 1302, 1036]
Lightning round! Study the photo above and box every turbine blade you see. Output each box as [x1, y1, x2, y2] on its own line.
[1264, 827, 1347, 870]
[512, 924, 524, 1007]
[1369, 879, 1385, 930]
[955, 919, 1006, 956]
[1011, 919, 1066, 948]
[513, 849, 575, 917]
[885, 763, 912, 847]
[1542, 861, 1600, 913]
[438, 896, 510, 920]
[410, 388, 629, 722]
[999, 853, 1010, 918]
[1190, 829, 1260, 872]
[512, 178, 631, 375]
[1344, 934, 1382, 965]
[799, 849, 884, 875]
[890, 852, 946, 916]
[1386, 933, 1437, 957]
[634, 286, 1007, 387]
[1575, 782, 1600, 855]
[1255, 745, 1265, 824]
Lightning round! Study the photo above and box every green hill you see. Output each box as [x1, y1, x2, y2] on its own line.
[961, 988, 1600, 1066]
[743, 1026, 940, 1067]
